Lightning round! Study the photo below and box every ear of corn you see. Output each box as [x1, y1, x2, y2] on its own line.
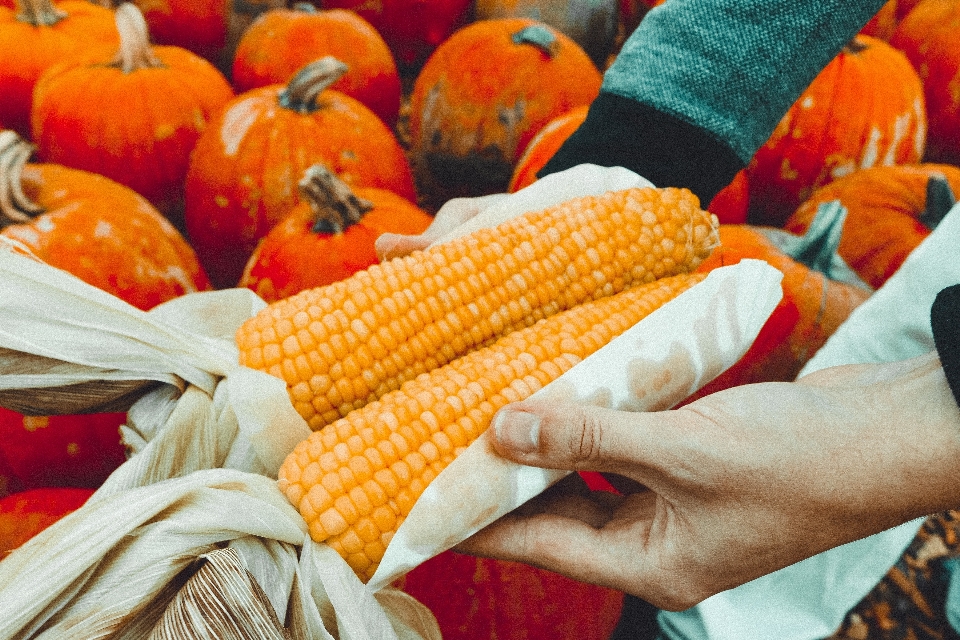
[277, 271, 705, 581]
[236, 187, 718, 431]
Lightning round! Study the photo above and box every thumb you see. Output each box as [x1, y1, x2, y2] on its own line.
[375, 232, 433, 261]
[489, 399, 661, 478]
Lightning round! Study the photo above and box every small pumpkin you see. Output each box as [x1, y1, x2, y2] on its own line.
[683, 202, 872, 402]
[315, 0, 472, 70]
[239, 164, 433, 302]
[746, 35, 926, 227]
[0, 409, 125, 500]
[30, 3, 234, 225]
[0, 487, 94, 557]
[784, 163, 960, 289]
[508, 105, 750, 223]
[0, 130, 211, 309]
[397, 550, 624, 640]
[184, 57, 417, 289]
[231, 4, 401, 126]
[473, 0, 618, 68]
[409, 19, 602, 205]
[0, 0, 118, 138]
[890, 0, 960, 165]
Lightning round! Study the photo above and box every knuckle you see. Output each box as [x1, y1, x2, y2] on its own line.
[569, 408, 604, 464]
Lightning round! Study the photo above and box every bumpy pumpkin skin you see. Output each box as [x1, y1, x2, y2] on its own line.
[0, 0, 118, 138]
[746, 35, 926, 227]
[409, 18, 602, 202]
[0, 487, 95, 557]
[890, 0, 960, 165]
[398, 550, 624, 640]
[784, 163, 960, 289]
[129, 0, 226, 63]
[31, 30, 234, 222]
[0, 409, 125, 500]
[2, 162, 212, 310]
[232, 7, 402, 127]
[682, 224, 871, 401]
[184, 82, 417, 289]
[316, 0, 472, 69]
[240, 187, 433, 303]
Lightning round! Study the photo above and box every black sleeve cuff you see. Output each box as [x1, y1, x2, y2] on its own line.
[932, 284, 960, 408]
[535, 92, 745, 206]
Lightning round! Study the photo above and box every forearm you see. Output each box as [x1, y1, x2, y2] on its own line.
[539, 0, 888, 204]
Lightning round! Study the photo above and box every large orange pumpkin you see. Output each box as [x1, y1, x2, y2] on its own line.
[398, 550, 624, 640]
[239, 164, 433, 302]
[682, 203, 872, 402]
[409, 19, 602, 204]
[0, 130, 211, 310]
[231, 5, 401, 127]
[784, 163, 960, 290]
[30, 3, 234, 226]
[0, 487, 94, 558]
[0, 0, 117, 139]
[184, 57, 417, 289]
[890, 0, 960, 165]
[746, 35, 926, 227]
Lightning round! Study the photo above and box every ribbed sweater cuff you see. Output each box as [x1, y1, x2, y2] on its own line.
[536, 92, 744, 206]
[932, 284, 960, 408]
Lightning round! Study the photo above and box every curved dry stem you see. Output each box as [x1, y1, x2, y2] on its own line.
[111, 3, 163, 73]
[15, 0, 67, 26]
[0, 130, 45, 228]
[278, 57, 349, 113]
[299, 164, 373, 234]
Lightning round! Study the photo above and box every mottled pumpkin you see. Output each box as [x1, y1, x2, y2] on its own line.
[240, 165, 432, 302]
[184, 57, 417, 289]
[890, 0, 960, 165]
[316, 0, 472, 69]
[784, 163, 960, 289]
[409, 19, 602, 204]
[746, 35, 926, 227]
[683, 203, 872, 401]
[0, 487, 94, 557]
[0, 131, 211, 309]
[0, 0, 117, 138]
[398, 550, 624, 640]
[30, 4, 234, 226]
[232, 5, 401, 126]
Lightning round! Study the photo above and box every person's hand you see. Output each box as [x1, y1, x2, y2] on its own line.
[375, 193, 509, 261]
[456, 351, 960, 610]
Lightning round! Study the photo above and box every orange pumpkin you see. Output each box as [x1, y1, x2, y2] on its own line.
[784, 163, 960, 289]
[0, 487, 94, 557]
[0, 131, 211, 310]
[409, 19, 602, 204]
[30, 4, 234, 226]
[509, 105, 750, 223]
[127, 0, 226, 64]
[682, 203, 872, 402]
[316, 0, 472, 69]
[0, 0, 118, 138]
[0, 409, 125, 499]
[746, 35, 926, 227]
[398, 550, 624, 640]
[859, 0, 898, 40]
[890, 0, 960, 165]
[239, 164, 433, 302]
[231, 5, 401, 126]
[184, 57, 417, 289]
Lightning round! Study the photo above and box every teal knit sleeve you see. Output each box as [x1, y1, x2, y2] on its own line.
[604, 0, 889, 163]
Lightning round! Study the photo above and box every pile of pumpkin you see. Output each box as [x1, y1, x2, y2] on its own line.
[2, 0, 960, 635]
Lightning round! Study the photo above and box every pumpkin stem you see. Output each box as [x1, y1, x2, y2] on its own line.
[278, 57, 349, 114]
[791, 200, 847, 277]
[14, 0, 67, 26]
[111, 3, 163, 73]
[292, 2, 317, 12]
[843, 37, 869, 55]
[512, 24, 559, 57]
[0, 131, 45, 229]
[299, 164, 374, 234]
[919, 174, 956, 231]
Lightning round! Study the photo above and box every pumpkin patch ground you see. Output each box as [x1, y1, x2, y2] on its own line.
[2, 0, 960, 636]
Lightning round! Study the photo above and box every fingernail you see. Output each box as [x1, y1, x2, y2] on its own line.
[493, 410, 540, 454]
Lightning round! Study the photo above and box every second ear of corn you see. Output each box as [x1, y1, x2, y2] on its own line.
[278, 271, 705, 581]
[236, 187, 719, 432]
